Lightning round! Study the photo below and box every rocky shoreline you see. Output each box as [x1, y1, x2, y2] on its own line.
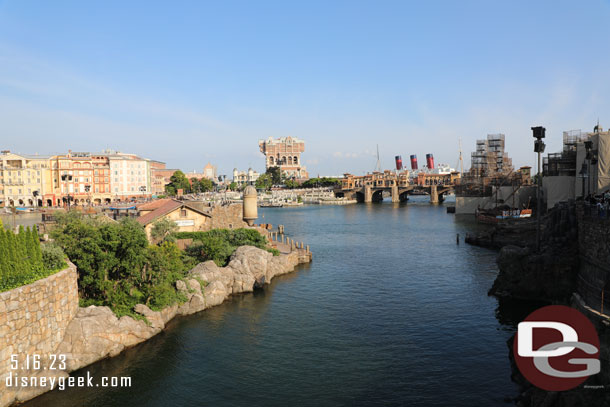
[6, 246, 310, 406]
[466, 201, 610, 406]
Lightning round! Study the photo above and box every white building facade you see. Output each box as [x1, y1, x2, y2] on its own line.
[107, 152, 152, 199]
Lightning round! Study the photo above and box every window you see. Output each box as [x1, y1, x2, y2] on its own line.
[180, 209, 187, 217]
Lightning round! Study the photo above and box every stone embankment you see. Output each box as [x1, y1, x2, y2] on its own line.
[1, 246, 309, 407]
[486, 201, 579, 302]
[482, 201, 610, 406]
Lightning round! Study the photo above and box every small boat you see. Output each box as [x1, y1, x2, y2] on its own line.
[259, 202, 283, 208]
[15, 207, 33, 212]
[475, 207, 533, 224]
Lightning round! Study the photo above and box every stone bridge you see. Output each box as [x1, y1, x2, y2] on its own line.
[335, 170, 459, 204]
[336, 184, 453, 204]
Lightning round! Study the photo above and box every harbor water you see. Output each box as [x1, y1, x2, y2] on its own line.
[25, 197, 534, 406]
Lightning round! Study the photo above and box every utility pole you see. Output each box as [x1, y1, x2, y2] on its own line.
[532, 126, 546, 253]
[458, 138, 464, 175]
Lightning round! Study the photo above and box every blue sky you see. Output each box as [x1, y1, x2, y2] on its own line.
[1, 0, 609, 176]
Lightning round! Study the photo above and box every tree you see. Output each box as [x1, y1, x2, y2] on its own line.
[199, 178, 214, 192]
[284, 180, 300, 189]
[150, 218, 179, 244]
[0, 229, 9, 281]
[190, 178, 201, 193]
[228, 182, 237, 191]
[165, 184, 177, 196]
[50, 213, 188, 316]
[301, 177, 341, 188]
[255, 174, 273, 190]
[165, 170, 191, 196]
[266, 166, 282, 185]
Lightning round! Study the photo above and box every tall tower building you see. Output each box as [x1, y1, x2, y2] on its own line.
[258, 136, 309, 179]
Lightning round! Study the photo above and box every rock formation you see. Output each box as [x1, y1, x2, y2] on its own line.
[489, 244, 578, 302]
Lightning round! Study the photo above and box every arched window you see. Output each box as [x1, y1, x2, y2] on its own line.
[293, 156, 298, 165]
[269, 157, 274, 165]
[288, 157, 293, 165]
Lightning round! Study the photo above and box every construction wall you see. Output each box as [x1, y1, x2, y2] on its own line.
[455, 196, 493, 214]
[597, 132, 610, 193]
[455, 186, 536, 214]
[544, 176, 576, 209]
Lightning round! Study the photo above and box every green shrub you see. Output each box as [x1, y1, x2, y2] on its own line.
[267, 248, 280, 256]
[177, 228, 272, 266]
[0, 225, 60, 292]
[51, 212, 190, 318]
[41, 242, 66, 271]
[186, 237, 234, 266]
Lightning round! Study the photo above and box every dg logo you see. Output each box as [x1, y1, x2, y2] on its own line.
[514, 305, 601, 391]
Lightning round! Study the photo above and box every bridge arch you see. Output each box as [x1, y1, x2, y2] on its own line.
[371, 189, 383, 202]
[399, 190, 410, 202]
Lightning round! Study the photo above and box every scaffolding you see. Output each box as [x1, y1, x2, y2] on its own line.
[469, 134, 513, 178]
[543, 130, 589, 177]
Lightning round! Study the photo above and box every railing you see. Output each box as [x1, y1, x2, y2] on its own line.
[582, 202, 610, 219]
[267, 229, 310, 254]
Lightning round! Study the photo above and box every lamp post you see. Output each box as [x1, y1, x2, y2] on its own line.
[532, 126, 546, 253]
[61, 174, 73, 210]
[585, 140, 593, 198]
[84, 185, 91, 206]
[579, 162, 588, 199]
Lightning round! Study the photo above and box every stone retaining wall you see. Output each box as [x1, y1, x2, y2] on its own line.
[207, 204, 249, 230]
[576, 203, 610, 314]
[0, 263, 79, 407]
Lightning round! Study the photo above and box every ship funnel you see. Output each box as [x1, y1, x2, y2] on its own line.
[410, 155, 418, 170]
[395, 155, 403, 170]
[426, 154, 435, 170]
